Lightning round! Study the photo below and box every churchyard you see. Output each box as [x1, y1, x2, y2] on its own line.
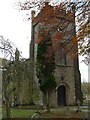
[1, 99, 90, 119]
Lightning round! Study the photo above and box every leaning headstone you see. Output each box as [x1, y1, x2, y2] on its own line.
[31, 111, 41, 120]
[66, 105, 70, 116]
[76, 100, 81, 112]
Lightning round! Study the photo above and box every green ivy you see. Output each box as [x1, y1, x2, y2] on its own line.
[40, 74, 57, 92]
[36, 32, 56, 92]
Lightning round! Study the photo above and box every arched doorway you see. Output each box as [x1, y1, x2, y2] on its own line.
[57, 85, 66, 106]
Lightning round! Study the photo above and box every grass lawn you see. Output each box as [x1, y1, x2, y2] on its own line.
[2, 105, 89, 119]
[41, 111, 86, 118]
[11, 108, 35, 118]
[0, 106, 2, 119]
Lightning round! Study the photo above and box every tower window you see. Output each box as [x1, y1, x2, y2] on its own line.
[60, 48, 66, 65]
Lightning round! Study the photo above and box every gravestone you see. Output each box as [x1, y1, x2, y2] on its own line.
[76, 100, 81, 112]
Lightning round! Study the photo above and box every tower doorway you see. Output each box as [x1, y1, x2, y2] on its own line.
[57, 85, 66, 106]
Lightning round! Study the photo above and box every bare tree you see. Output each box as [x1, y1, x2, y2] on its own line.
[0, 36, 17, 119]
[0, 36, 16, 60]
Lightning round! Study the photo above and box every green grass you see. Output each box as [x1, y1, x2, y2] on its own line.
[0, 106, 2, 119]
[41, 111, 68, 118]
[11, 108, 35, 118]
[7, 109, 84, 118]
[10, 108, 87, 118]
[2, 105, 89, 118]
[41, 111, 86, 118]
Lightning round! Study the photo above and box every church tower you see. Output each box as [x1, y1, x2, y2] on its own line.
[30, 3, 83, 107]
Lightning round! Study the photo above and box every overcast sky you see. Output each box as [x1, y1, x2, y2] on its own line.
[0, 0, 88, 82]
[0, 0, 31, 58]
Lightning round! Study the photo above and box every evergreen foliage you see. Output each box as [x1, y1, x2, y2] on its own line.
[36, 32, 56, 92]
[36, 32, 56, 111]
[40, 74, 56, 92]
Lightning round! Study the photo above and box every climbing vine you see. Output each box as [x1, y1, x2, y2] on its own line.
[36, 32, 56, 111]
